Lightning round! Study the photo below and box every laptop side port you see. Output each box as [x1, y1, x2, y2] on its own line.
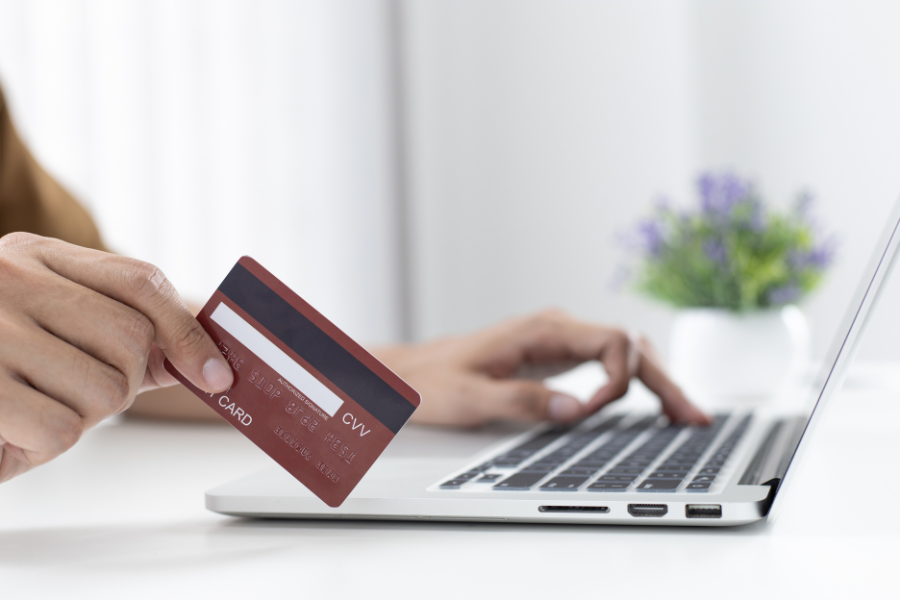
[685, 504, 722, 519]
[627, 504, 668, 517]
[539, 506, 609, 513]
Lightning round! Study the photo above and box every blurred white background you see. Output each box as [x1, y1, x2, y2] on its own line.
[0, 0, 407, 344]
[2, 0, 900, 361]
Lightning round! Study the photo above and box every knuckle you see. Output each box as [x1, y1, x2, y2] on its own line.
[609, 327, 629, 343]
[100, 370, 132, 414]
[52, 411, 84, 453]
[508, 384, 542, 419]
[123, 260, 174, 302]
[525, 308, 569, 341]
[170, 321, 208, 357]
[125, 312, 156, 351]
[534, 307, 568, 325]
[0, 233, 39, 281]
[610, 378, 631, 398]
[0, 231, 41, 254]
[604, 328, 631, 352]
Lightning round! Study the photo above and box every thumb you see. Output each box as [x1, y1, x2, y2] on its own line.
[491, 380, 583, 423]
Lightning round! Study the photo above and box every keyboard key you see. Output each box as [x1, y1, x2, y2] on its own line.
[493, 472, 550, 490]
[587, 482, 630, 491]
[499, 450, 534, 458]
[606, 467, 644, 475]
[655, 464, 692, 472]
[440, 479, 471, 489]
[573, 461, 608, 469]
[475, 473, 502, 483]
[698, 467, 721, 475]
[455, 472, 481, 480]
[542, 453, 574, 461]
[540, 476, 589, 491]
[648, 471, 687, 479]
[598, 475, 638, 482]
[527, 462, 562, 470]
[637, 479, 682, 491]
[692, 475, 716, 483]
[669, 453, 701, 462]
[615, 461, 652, 468]
[495, 428, 572, 466]
[524, 467, 558, 476]
[687, 482, 712, 491]
[560, 468, 598, 476]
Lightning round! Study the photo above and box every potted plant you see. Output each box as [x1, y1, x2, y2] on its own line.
[620, 171, 836, 400]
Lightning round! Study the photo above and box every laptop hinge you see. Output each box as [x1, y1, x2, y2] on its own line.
[739, 416, 806, 489]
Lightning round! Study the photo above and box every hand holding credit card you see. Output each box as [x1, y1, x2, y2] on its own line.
[165, 257, 420, 507]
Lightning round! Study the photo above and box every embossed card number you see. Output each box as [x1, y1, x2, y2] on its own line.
[165, 257, 421, 507]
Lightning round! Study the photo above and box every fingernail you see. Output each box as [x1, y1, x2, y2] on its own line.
[548, 394, 581, 422]
[203, 358, 234, 392]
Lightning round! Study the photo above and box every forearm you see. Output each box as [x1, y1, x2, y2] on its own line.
[0, 87, 106, 250]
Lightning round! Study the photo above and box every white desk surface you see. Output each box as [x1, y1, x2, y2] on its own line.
[2, 362, 900, 599]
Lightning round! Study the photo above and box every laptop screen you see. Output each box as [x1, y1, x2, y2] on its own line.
[769, 197, 900, 519]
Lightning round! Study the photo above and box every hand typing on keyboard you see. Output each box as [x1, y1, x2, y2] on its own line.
[372, 309, 710, 428]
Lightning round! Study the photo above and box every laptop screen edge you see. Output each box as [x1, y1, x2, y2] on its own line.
[766, 197, 900, 523]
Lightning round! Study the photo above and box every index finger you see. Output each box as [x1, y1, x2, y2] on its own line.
[33, 237, 233, 393]
[633, 336, 711, 425]
[583, 330, 634, 411]
[490, 312, 635, 413]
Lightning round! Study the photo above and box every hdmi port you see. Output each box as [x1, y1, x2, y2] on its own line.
[539, 506, 609, 513]
[627, 504, 668, 517]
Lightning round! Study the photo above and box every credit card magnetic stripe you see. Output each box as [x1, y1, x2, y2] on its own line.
[210, 303, 344, 417]
[218, 262, 416, 434]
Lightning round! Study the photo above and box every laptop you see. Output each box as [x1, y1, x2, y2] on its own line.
[205, 199, 900, 526]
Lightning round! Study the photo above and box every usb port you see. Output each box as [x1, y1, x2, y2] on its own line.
[627, 504, 668, 517]
[685, 504, 722, 518]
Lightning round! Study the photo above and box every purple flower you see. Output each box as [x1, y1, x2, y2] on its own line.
[794, 189, 826, 232]
[636, 218, 666, 256]
[789, 237, 837, 271]
[703, 239, 728, 265]
[808, 241, 836, 269]
[795, 189, 815, 217]
[768, 284, 801, 306]
[747, 198, 766, 231]
[697, 171, 751, 217]
[619, 218, 667, 257]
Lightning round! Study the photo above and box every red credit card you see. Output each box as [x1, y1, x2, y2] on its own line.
[165, 257, 420, 507]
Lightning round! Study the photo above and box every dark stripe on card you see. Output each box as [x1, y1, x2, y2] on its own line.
[218, 263, 414, 434]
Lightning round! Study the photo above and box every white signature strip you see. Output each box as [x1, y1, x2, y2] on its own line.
[210, 302, 343, 417]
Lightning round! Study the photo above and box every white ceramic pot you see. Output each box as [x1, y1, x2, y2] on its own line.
[669, 305, 809, 401]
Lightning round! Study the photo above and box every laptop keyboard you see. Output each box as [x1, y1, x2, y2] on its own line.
[439, 413, 751, 494]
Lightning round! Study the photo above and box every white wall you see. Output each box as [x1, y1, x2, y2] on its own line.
[403, 0, 696, 346]
[402, 0, 900, 360]
[0, 0, 405, 345]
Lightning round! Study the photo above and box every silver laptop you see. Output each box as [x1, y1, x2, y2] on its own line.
[206, 199, 900, 526]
